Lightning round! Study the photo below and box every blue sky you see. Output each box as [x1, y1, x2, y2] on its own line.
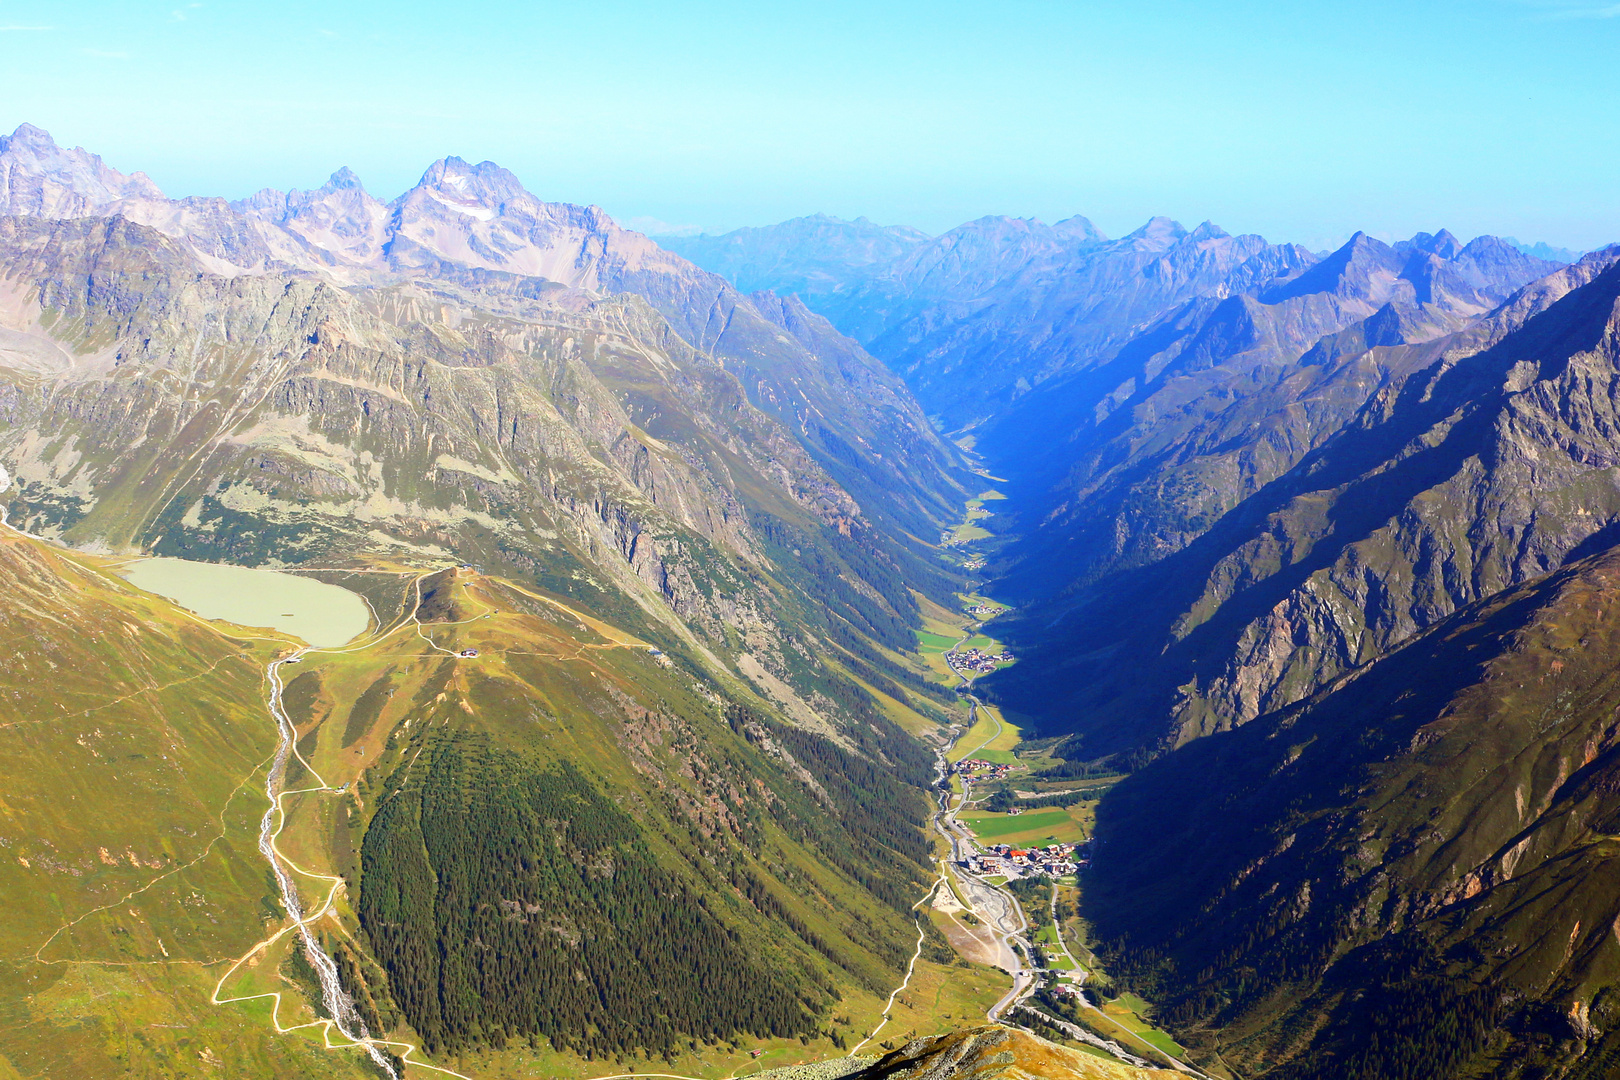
[1, 0, 1617, 248]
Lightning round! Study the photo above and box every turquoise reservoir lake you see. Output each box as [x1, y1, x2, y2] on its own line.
[120, 558, 371, 648]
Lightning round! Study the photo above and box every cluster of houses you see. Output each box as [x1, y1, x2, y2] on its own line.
[945, 646, 1015, 674]
[962, 842, 1085, 880]
[955, 758, 1015, 782]
[963, 601, 1000, 617]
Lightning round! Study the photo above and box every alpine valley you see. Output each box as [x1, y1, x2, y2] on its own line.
[1, 117, 1616, 1080]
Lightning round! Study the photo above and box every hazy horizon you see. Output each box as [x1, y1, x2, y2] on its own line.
[2, 0, 1617, 251]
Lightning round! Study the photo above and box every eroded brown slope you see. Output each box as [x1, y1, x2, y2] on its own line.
[852, 1025, 1177, 1080]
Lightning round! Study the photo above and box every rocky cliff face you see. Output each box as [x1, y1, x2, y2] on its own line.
[1086, 545, 1620, 1079]
[978, 230, 1565, 597]
[1173, 249, 1620, 733]
[981, 247, 1620, 754]
[0, 125, 965, 546]
[0, 129, 968, 738]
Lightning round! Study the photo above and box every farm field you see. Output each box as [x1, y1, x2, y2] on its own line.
[945, 496, 996, 546]
[1096, 995, 1187, 1059]
[949, 705, 1022, 765]
[959, 806, 1087, 846]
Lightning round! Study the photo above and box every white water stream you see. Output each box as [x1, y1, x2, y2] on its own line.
[113, 554, 394, 1075]
[262, 650, 399, 1078]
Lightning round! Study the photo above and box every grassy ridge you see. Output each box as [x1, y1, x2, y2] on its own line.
[274, 570, 957, 1076]
[0, 542, 976, 1079]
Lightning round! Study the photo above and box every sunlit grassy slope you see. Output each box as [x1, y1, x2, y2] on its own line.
[263, 568, 1000, 1077]
[949, 706, 1021, 765]
[0, 539, 998, 1079]
[0, 532, 383, 1079]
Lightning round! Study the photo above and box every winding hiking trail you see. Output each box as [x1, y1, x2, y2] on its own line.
[846, 882, 938, 1059]
[213, 644, 412, 1079]
[211, 568, 720, 1080]
[6, 501, 1163, 1078]
[212, 570, 487, 1080]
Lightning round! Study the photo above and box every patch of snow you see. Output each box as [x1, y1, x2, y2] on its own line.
[425, 187, 495, 220]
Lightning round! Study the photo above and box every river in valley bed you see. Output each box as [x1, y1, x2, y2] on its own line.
[118, 557, 370, 648]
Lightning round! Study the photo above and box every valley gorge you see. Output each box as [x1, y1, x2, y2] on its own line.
[669, 205, 1620, 1078]
[3, 116, 1620, 1080]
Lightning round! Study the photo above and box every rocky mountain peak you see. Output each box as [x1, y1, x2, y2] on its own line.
[1052, 214, 1107, 243]
[1185, 220, 1231, 243]
[323, 165, 364, 192]
[1361, 300, 1419, 346]
[378, 152, 670, 288]
[234, 167, 380, 220]
[1459, 233, 1519, 260]
[1259, 230, 1399, 304]
[0, 122, 166, 216]
[958, 214, 1046, 237]
[2, 123, 56, 152]
[1342, 229, 1385, 253]
[405, 155, 529, 210]
[1123, 215, 1189, 251]
[1402, 228, 1465, 258]
[225, 165, 389, 270]
[1505, 236, 1584, 264]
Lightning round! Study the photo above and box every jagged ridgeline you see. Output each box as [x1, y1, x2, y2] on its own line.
[975, 246, 1620, 760]
[0, 212, 967, 725]
[0, 126, 978, 1077]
